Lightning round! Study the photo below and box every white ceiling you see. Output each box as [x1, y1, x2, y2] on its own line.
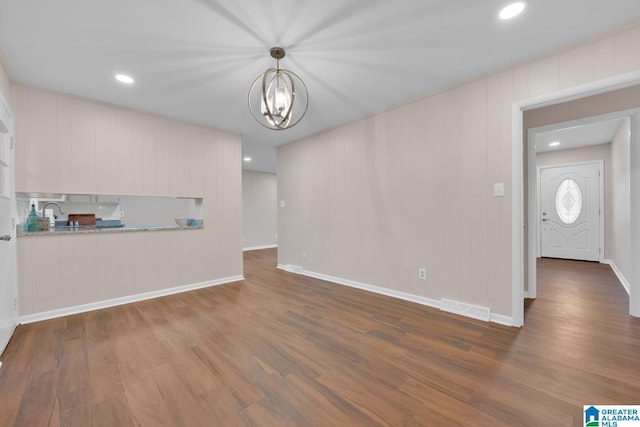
[1, 1, 640, 173]
[535, 117, 627, 153]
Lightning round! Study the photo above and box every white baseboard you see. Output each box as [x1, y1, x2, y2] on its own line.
[18, 275, 245, 325]
[243, 244, 278, 252]
[0, 323, 17, 357]
[489, 313, 513, 326]
[603, 259, 631, 295]
[278, 264, 303, 274]
[277, 264, 514, 327]
[302, 269, 441, 309]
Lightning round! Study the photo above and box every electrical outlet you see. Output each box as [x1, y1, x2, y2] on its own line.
[302, 250, 307, 260]
[119, 211, 125, 218]
[418, 268, 427, 280]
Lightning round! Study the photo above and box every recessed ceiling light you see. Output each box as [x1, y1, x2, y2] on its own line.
[115, 74, 134, 84]
[549, 141, 560, 147]
[243, 157, 252, 162]
[499, 2, 526, 20]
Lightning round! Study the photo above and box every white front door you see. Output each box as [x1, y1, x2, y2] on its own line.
[539, 162, 601, 261]
[0, 99, 17, 357]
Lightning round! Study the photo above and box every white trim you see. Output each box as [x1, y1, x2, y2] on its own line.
[520, 71, 640, 112]
[0, 91, 16, 357]
[243, 244, 277, 252]
[527, 127, 538, 299]
[277, 264, 302, 273]
[631, 112, 640, 317]
[490, 313, 514, 326]
[0, 91, 13, 135]
[603, 259, 631, 295]
[0, 324, 16, 357]
[512, 103, 525, 327]
[18, 275, 245, 324]
[277, 264, 515, 326]
[513, 70, 640, 327]
[301, 269, 441, 309]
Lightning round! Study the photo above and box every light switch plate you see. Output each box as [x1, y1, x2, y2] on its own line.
[280, 200, 286, 208]
[494, 182, 505, 197]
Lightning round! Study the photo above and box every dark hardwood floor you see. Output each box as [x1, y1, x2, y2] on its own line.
[1, 250, 638, 426]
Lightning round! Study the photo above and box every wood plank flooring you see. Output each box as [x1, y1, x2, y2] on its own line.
[1, 250, 639, 426]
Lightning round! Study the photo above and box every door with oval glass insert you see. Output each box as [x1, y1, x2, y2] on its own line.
[539, 162, 601, 261]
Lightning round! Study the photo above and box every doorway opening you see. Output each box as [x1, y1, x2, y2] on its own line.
[511, 73, 640, 327]
[527, 110, 635, 303]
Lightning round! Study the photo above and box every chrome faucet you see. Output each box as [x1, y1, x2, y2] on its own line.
[41, 202, 65, 218]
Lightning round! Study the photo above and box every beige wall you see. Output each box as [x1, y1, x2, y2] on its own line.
[15, 84, 243, 317]
[536, 144, 613, 258]
[611, 119, 631, 283]
[277, 22, 640, 320]
[242, 170, 277, 249]
[524, 85, 640, 130]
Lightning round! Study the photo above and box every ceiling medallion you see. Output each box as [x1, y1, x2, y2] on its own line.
[248, 47, 308, 130]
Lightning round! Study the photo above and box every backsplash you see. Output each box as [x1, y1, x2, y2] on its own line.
[16, 193, 202, 227]
[16, 196, 120, 224]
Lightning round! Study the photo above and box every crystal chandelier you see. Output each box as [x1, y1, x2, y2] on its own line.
[248, 47, 308, 130]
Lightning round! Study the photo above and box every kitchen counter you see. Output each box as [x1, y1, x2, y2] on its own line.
[17, 225, 204, 237]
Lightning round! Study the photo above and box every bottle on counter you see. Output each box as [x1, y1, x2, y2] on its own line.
[27, 203, 39, 232]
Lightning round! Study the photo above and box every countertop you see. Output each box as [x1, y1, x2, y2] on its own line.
[17, 225, 204, 237]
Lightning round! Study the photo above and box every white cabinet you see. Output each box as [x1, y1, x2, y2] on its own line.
[187, 126, 204, 197]
[69, 98, 96, 193]
[15, 85, 210, 198]
[155, 118, 172, 196]
[94, 104, 118, 193]
[96, 195, 120, 204]
[27, 90, 58, 192]
[116, 110, 135, 194]
[140, 115, 157, 195]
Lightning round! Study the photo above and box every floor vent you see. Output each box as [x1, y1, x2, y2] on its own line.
[282, 264, 303, 274]
[440, 298, 490, 322]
